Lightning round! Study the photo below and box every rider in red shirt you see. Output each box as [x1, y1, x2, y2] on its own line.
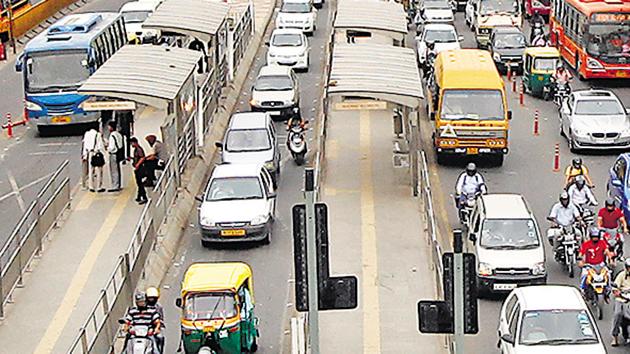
[578, 228, 614, 291]
[598, 198, 628, 233]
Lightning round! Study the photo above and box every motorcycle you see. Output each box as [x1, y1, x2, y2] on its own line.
[120, 323, 159, 354]
[617, 290, 630, 341]
[583, 264, 610, 320]
[287, 124, 307, 165]
[548, 225, 580, 278]
[553, 79, 570, 107]
[457, 191, 480, 228]
[604, 229, 625, 261]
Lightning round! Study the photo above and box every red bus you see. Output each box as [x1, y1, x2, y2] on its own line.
[550, 0, 630, 79]
[525, 0, 551, 18]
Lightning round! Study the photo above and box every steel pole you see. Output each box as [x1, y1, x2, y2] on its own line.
[305, 168, 319, 354]
[453, 230, 464, 354]
[7, 0, 15, 54]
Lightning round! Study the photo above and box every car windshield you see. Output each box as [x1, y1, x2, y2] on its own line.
[480, 0, 519, 14]
[226, 129, 271, 152]
[122, 10, 151, 23]
[184, 293, 238, 321]
[575, 99, 625, 115]
[480, 219, 540, 249]
[533, 57, 558, 70]
[425, 29, 457, 42]
[441, 90, 505, 120]
[254, 75, 294, 91]
[520, 310, 599, 345]
[586, 22, 630, 63]
[25, 49, 90, 93]
[206, 177, 263, 201]
[280, 2, 311, 13]
[494, 33, 526, 48]
[272, 33, 303, 47]
[424, 0, 451, 9]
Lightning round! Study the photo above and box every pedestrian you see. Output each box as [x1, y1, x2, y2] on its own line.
[144, 134, 167, 186]
[82, 128, 105, 192]
[117, 110, 134, 162]
[106, 121, 125, 192]
[130, 137, 148, 205]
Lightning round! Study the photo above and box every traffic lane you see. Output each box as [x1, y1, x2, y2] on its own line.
[159, 4, 331, 353]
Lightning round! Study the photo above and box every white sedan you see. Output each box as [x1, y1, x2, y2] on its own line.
[416, 23, 462, 66]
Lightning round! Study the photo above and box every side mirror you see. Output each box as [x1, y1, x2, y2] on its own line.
[195, 195, 204, 202]
[175, 298, 182, 308]
[215, 141, 223, 149]
[118, 318, 126, 325]
[507, 111, 513, 120]
[15, 53, 24, 72]
[458, 35, 464, 42]
[612, 179, 623, 188]
[469, 232, 477, 243]
[500, 333, 515, 345]
[264, 41, 270, 46]
[430, 111, 436, 120]
[269, 191, 277, 198]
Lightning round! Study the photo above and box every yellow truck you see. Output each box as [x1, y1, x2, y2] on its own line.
[426, 49, 511, 166]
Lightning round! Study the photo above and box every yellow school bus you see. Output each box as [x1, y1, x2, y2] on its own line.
[427, 49, 511, 166]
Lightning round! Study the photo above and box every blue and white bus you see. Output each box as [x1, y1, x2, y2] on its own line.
[15, 12, 126, 134]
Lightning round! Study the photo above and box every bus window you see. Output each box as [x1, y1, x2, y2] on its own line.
[92, 44, 102, 67]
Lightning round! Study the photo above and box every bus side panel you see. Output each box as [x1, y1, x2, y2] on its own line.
[2, 0, 76, 39]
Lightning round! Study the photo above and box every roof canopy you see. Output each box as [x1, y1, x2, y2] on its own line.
[334, 0, 408, 35]
[142, 0, 229, 42]
[79, 45, 202, 109]
[328, 43, 423, 108]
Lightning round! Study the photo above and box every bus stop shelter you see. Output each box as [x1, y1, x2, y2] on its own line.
[79, 45, 204, 174]
[333, 0, 408, 46]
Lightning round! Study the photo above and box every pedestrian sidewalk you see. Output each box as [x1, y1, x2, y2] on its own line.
[318, 107, 449, 353]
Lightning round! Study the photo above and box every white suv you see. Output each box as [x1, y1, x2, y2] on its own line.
[498, 286, 606, 353]
[275, 0, 317, 35]
[267, 28, 309, 71]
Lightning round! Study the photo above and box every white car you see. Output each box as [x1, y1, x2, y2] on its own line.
[250, 65, 300, 121]
[275, 0, 317, 35]
[498, 286, 606, 354]
[198, 164, 276, 245]
[416, 23, 462, 66]
[560, 89, 630, 152]
[119, 0, 161, 43]
[419, 0, 455, 24]
[266, 28, 309, 71]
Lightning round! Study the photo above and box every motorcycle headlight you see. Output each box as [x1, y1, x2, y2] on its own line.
[200, 215, 215, 227]
[587, 57, 604, 69]
[478, 262, 493, 276]
[251, 214, 269, 226]
[25, 100, 43, 111]
[493, 52, 501, 61]
[531, 262, 546, 275]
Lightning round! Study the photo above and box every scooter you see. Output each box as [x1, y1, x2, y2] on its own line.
[549, 225, 580, 278]
[457, 191, 480, 228]
[583, 264, 611, 320]
[120, 324, 159, 354]
[287, 124, 307, 165]
[604, 229, 625, 261]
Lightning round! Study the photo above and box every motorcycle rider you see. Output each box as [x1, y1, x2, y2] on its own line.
[123, 292, 162, 353]
[552, 63, 572, 100]
[567, 175, 597, 209]
[547, 191, 582, 253]
[454, 162, 487, 208]
[146, 286, 165, 353]
[611, 259, 630, 346]
[578, 228, 614, 293]
[531, 32, 549, 47]
[598, 198, 629, 237]
[565, 157, 593, 188]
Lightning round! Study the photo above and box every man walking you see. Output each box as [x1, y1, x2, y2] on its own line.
[106, 121, 124, 192]
[130, 137, 148, 205]
[82, 128, 105, 192]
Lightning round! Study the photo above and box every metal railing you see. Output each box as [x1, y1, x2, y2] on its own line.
[0, 160, 71, 318]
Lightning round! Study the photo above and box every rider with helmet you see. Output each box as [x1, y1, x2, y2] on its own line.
[123, 292, 162, 353]
[565, 158, 593, 188]
[146, 286, 165, 353]
[612, 259, 630, 346]
[455, 162, 487, 208]
[547, 191, 582, 252]
[567, 175, 597, 209]
[578, 228, 614, 292]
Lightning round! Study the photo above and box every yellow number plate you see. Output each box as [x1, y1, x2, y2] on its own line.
[221, 229, 245, 237]
[51, 116, 71, 123]
[466, 148, 479, 155]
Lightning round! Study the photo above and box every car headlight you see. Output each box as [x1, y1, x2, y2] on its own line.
[493, 52, 501, 61]
[572, 128, 587, 137]
[264, 160, 275, 171]
[268, 52, 277, 58]
[531, 262, 546, 275]
[250, 98, 259, 106]
[251, 214, 269, 226]
[478, 262, 493, 276]
[285, 98, 296, 105]
[25, 100, 43, 111]
[200, 215, 215, 227]
[587, 57, 604, 69]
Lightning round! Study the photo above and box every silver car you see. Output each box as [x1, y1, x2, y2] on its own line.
[559, 89, 630, 152]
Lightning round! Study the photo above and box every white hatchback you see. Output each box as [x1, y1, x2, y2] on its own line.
[275, 0, 317, 35]
[266, 28, 309, 71]
[416, 23, 461, 66]
[498, 286, 606, 354]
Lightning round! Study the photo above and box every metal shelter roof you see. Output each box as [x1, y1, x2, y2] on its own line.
[79, 45, 202, 109]
[142, 0, 229, 42]
[328, 43, 424, 108]
[334, 0, 408, 35]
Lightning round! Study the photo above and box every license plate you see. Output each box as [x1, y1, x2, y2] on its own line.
[51, 116, 71, 123]
[494, 283, 517, 291]
[268, 111, 281, 116]
[466, 147, 479, 155]
[616, 71, 628, 78]
[220, 229, 245, 236]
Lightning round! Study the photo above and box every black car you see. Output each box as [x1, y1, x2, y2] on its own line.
[488, 26, 527, 74]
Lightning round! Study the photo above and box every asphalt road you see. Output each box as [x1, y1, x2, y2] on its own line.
[0, 0, 130, 244]
[157, 4, 331, 353]
[418, 11, 630, 353]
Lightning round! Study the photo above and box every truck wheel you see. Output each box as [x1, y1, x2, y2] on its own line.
[436, 152, 447, 165]
[491, 154, 504, 167]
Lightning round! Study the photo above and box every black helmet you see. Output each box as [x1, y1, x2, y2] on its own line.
[589, 227, 603, 239]
[572, 157, 582, 168]
[466, 162, 477, 176]
[605, 198, 616, 208]
[134, 292, 147, 306]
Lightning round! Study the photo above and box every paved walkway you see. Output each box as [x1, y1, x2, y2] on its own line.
[319, 107, 449, 353]
[0, 0, 274, 352]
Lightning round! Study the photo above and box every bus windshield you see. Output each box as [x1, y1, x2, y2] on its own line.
[586, 22, 630, 63]
[25, 50, 90, 93]
[441, 90, 505, 121]
[480, 0, 519, 15]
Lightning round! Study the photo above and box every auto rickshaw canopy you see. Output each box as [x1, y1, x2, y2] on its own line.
[181, 262, 253, 295]
[524, 46, 560, 59]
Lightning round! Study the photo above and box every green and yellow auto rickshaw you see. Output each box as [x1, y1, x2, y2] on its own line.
[176, 262, 259, 354]
[522, 47, 561, 99]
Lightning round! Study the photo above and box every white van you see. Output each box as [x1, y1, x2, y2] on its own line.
[468, 194, 546, 295]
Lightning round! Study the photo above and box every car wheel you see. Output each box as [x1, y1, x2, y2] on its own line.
[569, 130, 579, 152]
[262, 231, 271, 245]
[436, 151, 447, 165]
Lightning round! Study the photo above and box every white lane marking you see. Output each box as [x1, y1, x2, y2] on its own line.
[28, 151, 69, 156]
[37, 142, 78, 147]
[0, 172, 55, 203]
[7, 171, 26, 212]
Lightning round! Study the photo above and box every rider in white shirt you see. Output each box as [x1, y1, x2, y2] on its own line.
[455, 163, 487, 207]
[567, 175, 597, 209]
